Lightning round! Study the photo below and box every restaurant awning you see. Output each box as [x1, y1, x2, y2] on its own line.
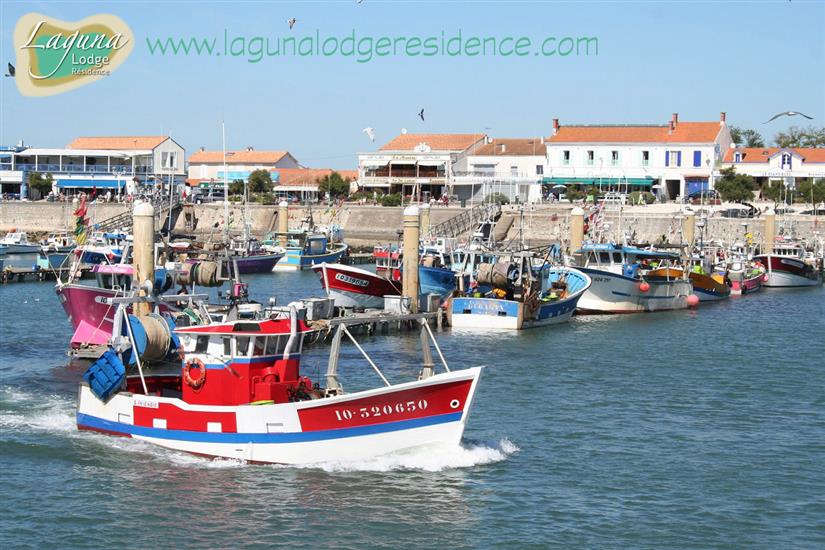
[57, 179, 122, 189]
[416, 160, 446, 166]
[541, 177, 655, 187]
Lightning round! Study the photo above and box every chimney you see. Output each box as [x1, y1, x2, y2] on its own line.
[668, 121, 675, 134]
[720, 111, 726, 124]
[500, 143, 506, 153]
[199, 146, 204, 152]
[246, 146, 254, 151]
[671, 113, 678, 126]
[552, 118, 560, 135]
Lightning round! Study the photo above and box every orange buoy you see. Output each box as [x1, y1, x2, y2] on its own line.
[639, 281, 650, 293]
[686, 294, 700, 307]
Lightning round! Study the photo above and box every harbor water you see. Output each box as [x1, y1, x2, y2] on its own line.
[1, 271, 823, 548]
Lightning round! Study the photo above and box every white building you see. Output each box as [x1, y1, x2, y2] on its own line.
[453, 138, 547, 202]
[357, 133, 485, 199]
[721, 147, 825, 188]
[545, 113, 733, 200]
[187, 148, 301, 186]
[0, 135, 185, 198]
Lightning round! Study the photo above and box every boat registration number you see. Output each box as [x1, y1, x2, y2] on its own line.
[334, 399, 429, 421]
[335, 273, 369, 287]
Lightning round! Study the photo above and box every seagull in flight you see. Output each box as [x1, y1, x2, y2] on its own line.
[362, 127, 375, 142]
[418, 108, 425, 122]
[763, 111, 813, 124]
[5, 63, 14, 77]
[287, 18, 297, 30]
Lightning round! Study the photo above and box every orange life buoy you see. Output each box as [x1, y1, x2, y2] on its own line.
[183, 358, 206, 389]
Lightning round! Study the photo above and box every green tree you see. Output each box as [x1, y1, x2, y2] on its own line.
[714, 166, 758, 202]
[28, 172, 54, 198]
[773, 126, 825, 148]
[484, 192, 510, 205]
[760, 180, 785, 203]
[247, 169, 273, 193]
[317, 171, 350, 198]
[729, 126, 765, 148]
[228, 179, 244, 196]
[796, 178, 825, 204]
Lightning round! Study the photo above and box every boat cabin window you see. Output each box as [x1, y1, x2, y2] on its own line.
[613, 252, 623, 263]
[235, 336, 250, 356]
[599, 252, 612, 264]
[222, 337, 232, 356]
[96, 273, 131, 290]
[195, 336, 209, 353]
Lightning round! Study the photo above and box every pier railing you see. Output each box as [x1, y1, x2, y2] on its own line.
[94, 195, 182, 234]
[429, 202, 501, 239]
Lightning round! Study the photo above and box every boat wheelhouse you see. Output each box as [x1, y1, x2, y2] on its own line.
[574, 243, 692, 313]
[272, 232, 348, 271]
[755, 242, 823, 287]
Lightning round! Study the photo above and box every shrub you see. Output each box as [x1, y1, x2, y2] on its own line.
[629, 191, 656, 205]
[378, 193, 402, 207]
[484, 192, 510, 205]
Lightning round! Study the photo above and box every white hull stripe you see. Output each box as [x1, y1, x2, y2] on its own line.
[77, 411, 462, 443]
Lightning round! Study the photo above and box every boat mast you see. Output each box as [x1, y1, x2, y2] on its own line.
[222, 122, 230, 244]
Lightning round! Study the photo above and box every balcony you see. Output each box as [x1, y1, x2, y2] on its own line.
[12, 164, 152, 175]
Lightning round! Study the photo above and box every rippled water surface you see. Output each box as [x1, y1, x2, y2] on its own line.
[1, 270, 823, 548]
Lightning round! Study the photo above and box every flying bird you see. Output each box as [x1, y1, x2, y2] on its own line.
[418, 108, 425, 122]
[763, 111, 813, 124]
[401, 127, 408, 134]
[287, 18, 297, 30]
[5, 63, 14, 77]
[362, 127, 375, 142]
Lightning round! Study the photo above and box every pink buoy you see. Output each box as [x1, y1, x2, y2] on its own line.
[763, 274, 769, 282]
[686, 294, 700, 307]
[639, 281, 650, 293]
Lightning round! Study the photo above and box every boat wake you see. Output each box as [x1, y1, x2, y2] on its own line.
[0, 386, 76, 434]
[295, 438, 519, 473]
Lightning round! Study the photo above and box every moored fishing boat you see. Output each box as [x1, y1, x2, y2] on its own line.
[574, 244, 693, 313]
[314, 263, 401, 309]
[76, 298, 483, 464]
[0, 231, 40, 254]
[273, 232, 348, 271]
[449, 252, 591, 330]
[40, 232, 76, 253]
[727, 258, 765, 295]
[755, 242, 823, 288]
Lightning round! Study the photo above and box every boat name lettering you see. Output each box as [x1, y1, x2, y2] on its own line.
[468, 299, 505, 312]
[333, 399, 429, 422]
[134, 397, 159, 409]
[335, 273, 370, 287]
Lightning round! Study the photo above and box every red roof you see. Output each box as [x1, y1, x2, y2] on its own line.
[273, 168, 357, 186]
[67, 136, 170, 150]
[549, 122, 722, 144]
[724, 147, 825, 163]
[472, 138, 545, 156]
[380, 133, 484, 152]
[189, 150, 291, 164]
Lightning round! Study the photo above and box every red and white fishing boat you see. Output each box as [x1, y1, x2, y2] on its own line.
[755, 242, 823, 288]
[727, 259, 766, 295]
[77, 300, 483, 464]
[313, 263, 401, 309]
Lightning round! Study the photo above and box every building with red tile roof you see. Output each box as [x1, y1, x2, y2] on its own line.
[187, 147, 300, 184]
[721, 147, 825, 187]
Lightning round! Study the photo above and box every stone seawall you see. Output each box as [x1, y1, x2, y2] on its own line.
[2, 201, 821, 249]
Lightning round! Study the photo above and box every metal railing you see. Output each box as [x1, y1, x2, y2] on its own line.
[429, 202, 501, 239]
[94, 194, 182, 233]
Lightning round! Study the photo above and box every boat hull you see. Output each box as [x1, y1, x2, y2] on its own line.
[755, 255, 822, 287]
[56, 284, 122, 347]
[689, 272, 731, 302]
[76, 367, 482, 464]
[3, 244, 40, 254]
[234, 253, 284, 274]
[314, 263, 399, 309]
[729, 270, 765, 295]
[419, 266, 458, 298]
[576, 267, 691, 313]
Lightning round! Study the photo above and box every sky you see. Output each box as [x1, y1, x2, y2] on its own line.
[1, 0, 823, 169]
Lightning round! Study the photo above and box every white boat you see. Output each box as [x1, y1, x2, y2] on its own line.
[0, 231, 40, 254]
[574, 244, 693, 313]
[755, 243, 823, 288]
[76, 297, 483, 464]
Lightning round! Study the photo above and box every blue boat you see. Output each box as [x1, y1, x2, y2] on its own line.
[449, 253, 591, 330]
[419, 265, 458, 297]
[273, 233, 348, 271]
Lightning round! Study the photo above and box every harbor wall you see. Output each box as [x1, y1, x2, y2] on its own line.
[2, 202, 822, 248]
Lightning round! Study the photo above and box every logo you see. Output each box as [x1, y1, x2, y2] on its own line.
[13, 12, 134, 97]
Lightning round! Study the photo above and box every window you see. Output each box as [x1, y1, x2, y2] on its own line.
[599, 252, 612, 263]
[536, 165, 544, 175]
[734, 152, 742, 162]
[613, 252, 623, 263]
[563, 150, 571, 165]
[641, 150, 650, 166]
[666, 151, 681, 167]
[236, 336, 250, 356]
[586, 150, 595, 165]
[252, 338, 266, 356]
[781, 153, 792, 169]
[195, 336, 209, 354]
[510, 166, 518, 177]
[161, 151, 177, 169]
[693, 150, 701, 167]
[265, 336, 284, 355]
[611, 150, 619, 166]
[222, 337, 232, 356]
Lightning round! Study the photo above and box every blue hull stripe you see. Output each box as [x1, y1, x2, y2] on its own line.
[77, 411, 462, 444]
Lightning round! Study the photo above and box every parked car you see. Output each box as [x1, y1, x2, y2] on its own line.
[687, 190, 720, 205]
[719, 202, 759, 218]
